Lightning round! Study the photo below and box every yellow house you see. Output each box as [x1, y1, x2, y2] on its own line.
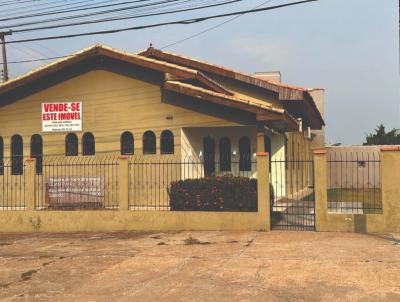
[0, 44, 324, 210]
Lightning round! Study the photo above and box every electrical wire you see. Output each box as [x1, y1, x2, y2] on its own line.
[4, 0, 318, 44]
[0, 0, 155, 22]
[162, 0, 275, 49]
[7, 0, 243, 33]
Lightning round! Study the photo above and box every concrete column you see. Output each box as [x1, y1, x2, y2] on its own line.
[257, 131, 265, 153]
[118, 155, 129, 211]
[25, 158, 36, 211]
[256, 152, 270, 231]
[313, 149, 328, 231]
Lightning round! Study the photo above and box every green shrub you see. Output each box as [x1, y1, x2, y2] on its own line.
[169, 176, 258, 212]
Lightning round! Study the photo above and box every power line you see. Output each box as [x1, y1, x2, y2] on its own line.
[0, 55, 70, 65]
[7, 0, 241, 33]
[0, 0, 185, 26]
[0, 0, 100, 17]
[4, 0, 318, 44]
[0, 0, 154, 22]
[13, 33, 62, 56]
[1, 0, 224, 31]
[0, 0, 46, 8]
[161, 0, 275, 49]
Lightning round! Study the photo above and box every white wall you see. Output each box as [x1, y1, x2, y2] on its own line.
[180, 126, 258, 178]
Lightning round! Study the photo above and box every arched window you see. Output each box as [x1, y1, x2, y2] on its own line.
[219, 137, 231, 171]
[203, 136, 215, 176]
[65, 133, 78, 156]
[82, 132, 95, 156]
[160, 130, 174, 154]
[11, 135, 23, 175]
[30, 134, 43, 174]
[121, 131, 134, 155]
[0, 136, 3, 175]
[143, 131, 156, 154]
[239, 136, 251, 171]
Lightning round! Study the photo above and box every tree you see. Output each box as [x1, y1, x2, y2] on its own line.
[364, 124, 400, 145]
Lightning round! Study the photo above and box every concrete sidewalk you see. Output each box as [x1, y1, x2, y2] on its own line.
[0, 231, 399, 301]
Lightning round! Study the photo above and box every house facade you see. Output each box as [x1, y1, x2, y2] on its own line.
[0, 45, 324, 209]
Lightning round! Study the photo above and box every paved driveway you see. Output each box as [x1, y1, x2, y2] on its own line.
[0, 231, 399, 301]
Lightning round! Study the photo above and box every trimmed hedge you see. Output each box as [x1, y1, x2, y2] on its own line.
[169, 176, 258, 212]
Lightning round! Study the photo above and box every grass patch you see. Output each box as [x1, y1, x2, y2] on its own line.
[328, 188, 382, 213]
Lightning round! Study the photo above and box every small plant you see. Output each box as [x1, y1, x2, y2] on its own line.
[29, 217, 41, 232]
[183, 236, 211, 245]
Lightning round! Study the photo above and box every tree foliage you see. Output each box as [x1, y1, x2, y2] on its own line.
[364, 124, 400, 145]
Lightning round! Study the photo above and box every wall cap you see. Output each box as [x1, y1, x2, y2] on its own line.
[25, 157, 35, 162]
[256, 152, 269, 157]
[312, 148, 327, 155]
[381, 146, 400, 152]
[119, 155, 128, 159]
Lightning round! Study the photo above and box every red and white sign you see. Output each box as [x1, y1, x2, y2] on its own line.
[42, 102, 82, 132]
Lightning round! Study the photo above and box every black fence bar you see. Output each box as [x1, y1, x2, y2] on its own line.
[35, 156, 119, 210]
[270, 158, 315, 231]
[128, 155, 256, 211]
[0, 157, 26, 210]
[327, 151, 382, 214]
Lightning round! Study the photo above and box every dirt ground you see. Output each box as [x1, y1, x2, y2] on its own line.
[0, 231, 399, 302]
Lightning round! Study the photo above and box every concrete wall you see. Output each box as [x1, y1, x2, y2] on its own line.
[314, 148, 400, 233]
[308, 89, 325, 149]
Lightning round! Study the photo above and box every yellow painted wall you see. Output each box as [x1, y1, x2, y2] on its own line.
[314, 150, 400, 233]
[0, 154, 271, 232]
[0, 70, 238, 157]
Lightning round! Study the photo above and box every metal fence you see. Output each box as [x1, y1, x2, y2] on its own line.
[35, 156, 119, 210]
[0, 157, 26, 210]
[327, 151, 382, 214]
[270, 158, 315, 231]
[128, 155, 256, 211]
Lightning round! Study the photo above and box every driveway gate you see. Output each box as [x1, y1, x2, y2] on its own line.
[270, 158, 315, 231]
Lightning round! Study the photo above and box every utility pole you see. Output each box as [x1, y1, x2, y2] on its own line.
[0, 30, 12, 83]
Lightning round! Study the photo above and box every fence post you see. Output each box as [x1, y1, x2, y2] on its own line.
[118, 155, 129, 211]
[313, 148, 328, 231]
[380, 147, 400, 232]
[257, 152, 270, 231]
[25, 158, 36, 211]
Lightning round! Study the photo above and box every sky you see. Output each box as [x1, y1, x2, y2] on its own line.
[4, 0, 399, 145]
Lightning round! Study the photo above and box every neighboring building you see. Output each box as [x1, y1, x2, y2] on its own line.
[0, 45, 325, 203]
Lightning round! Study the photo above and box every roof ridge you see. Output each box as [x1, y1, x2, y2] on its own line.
[138, 47, 307, 92]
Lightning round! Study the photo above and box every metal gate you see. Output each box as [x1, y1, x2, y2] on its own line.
[270, 158, 315, 231]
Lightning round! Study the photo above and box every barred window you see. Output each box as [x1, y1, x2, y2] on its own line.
[143, 131, 156, 154]
[160, 130, 174, 154]
[65, 133, 78, 156]
[121, 131, 134, 155]
[203, 136, 215, 176]
[0, 136, 3, 175]
[82, 132, 95, 156]
[239, 136, 251, 171]
[219, 137, 231, 171]
[11, 135, 23, 175]
[30, 134, 43, 174]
